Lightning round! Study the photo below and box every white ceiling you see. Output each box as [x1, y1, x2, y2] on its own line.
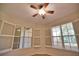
[0, 3, 79, 25]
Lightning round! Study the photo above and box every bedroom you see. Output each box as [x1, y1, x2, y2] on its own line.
[0, 3, 79, 56]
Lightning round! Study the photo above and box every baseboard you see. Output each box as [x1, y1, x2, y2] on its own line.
[0, 48, 12, 54]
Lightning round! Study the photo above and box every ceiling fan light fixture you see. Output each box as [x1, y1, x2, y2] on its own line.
[38, 8, 46, 15]
[30, 3, 54, 19]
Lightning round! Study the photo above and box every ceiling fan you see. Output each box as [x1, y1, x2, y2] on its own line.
[30, 3, 54, 19]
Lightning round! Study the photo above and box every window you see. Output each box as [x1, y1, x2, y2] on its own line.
[51, 26, 62, 48]
[51, 22, 78, 51]
[61, 23, 78, 51]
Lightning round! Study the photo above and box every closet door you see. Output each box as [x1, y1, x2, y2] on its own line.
[22, 28, 32, 48]
[13, 27, 21, 49]
[23, 37, 31, 48]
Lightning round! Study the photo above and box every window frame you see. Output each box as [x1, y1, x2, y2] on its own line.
[51, 26, 63, 48]
[51, 22, 78, 52]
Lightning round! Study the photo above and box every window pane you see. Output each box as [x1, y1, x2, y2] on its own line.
[53, 37, 58, 46]
[67, 23, 73, 30]
[69, 36, 78, 50]
[68, 30, 75, 35]
[52, 27, 57, 32]
[57, 37, 62, 48]
[53, 32, 57, 36]
[63, 36, 71, 49]
[61, 24, 68, 35]
[52, 37, 62, 48]
[69, 36, 77, 44]
[57, 37, 62, 43]
[67, 23, 72, 28]
[56, 26, 61, 36]
[52, 27, 56, 36]
[52, 26, 61, 36]
[67, 23, 75, 35]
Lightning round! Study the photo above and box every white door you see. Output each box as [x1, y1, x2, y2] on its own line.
[23, 28, 32, 48]
[23, 37, 31, 48]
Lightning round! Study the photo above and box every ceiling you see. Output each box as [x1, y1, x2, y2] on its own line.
[0, 3, 79, 25]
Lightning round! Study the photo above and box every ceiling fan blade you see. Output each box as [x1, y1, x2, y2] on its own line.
[32, 13, 38, 17]
[30, 5, 37, 9]
[42, 15, 45, 19]
[37, 4, 44, 9]
[46, 11, 54, 14]
[43, 3, 49, 8]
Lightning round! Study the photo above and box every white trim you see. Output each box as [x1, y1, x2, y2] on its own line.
[4, 20, 16, 26]
[33, 45, 41, 48]
[0, 35, 22, 37]
[11, 25, 16, 49]
[0, 48, 12, 54]
[0, 20, 4, 34]
[0, 35, 14, 37]
[19, 27, 24, 48]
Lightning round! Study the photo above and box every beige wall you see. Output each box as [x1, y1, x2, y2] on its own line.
[0, 36, 13, 50]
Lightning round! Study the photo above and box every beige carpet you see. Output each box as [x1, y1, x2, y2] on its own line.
[32, 54, 51, 56]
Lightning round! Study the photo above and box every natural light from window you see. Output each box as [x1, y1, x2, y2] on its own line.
[51, 22, 78, 51]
